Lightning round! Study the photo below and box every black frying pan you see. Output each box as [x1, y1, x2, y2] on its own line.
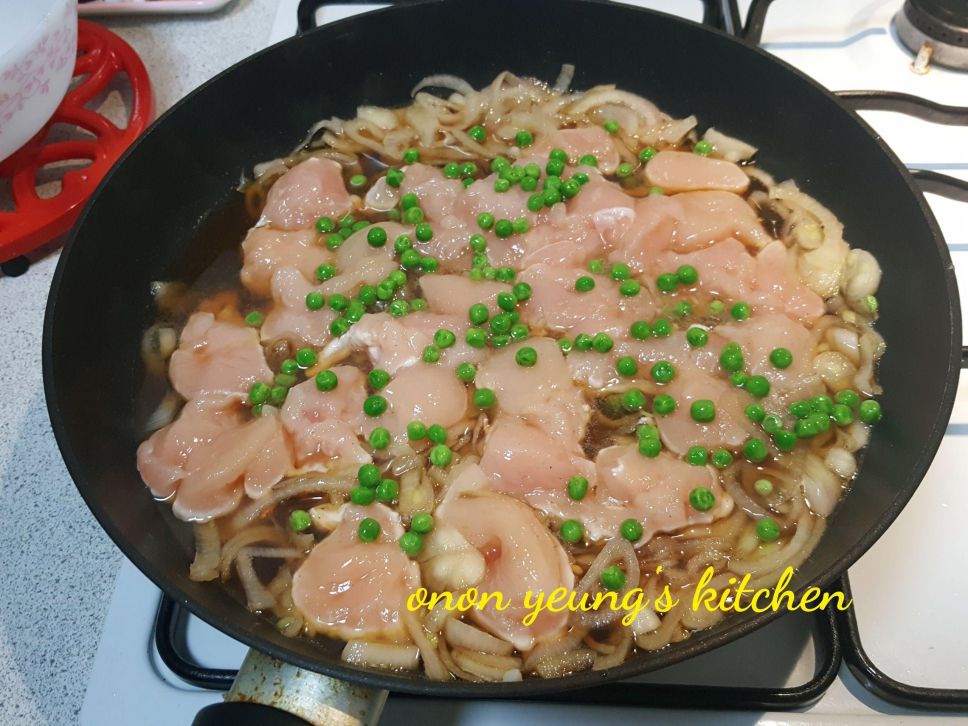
[43, 0, 964, 722]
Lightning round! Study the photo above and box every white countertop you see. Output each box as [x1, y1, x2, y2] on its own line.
[0, 2, 280, 722]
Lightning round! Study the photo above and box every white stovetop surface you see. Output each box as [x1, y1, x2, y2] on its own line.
[0, 0, 964, 724]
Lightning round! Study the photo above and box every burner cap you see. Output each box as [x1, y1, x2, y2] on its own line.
[896, 0, 968, 70]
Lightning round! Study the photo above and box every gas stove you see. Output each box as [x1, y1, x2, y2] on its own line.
[80, 1, 968, 724]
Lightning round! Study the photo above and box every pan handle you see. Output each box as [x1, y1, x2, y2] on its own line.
[297, 0, 420, 34]
[191, 649, 388, 726]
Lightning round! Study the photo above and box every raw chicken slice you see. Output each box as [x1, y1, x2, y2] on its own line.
[262, 158, 352, 231]
[171, 408, 292, 521]
[240, 226, 331, 297]
[750, 241, 825, 325]
[714, 313, 823, 407]
[292, 504, 420, 641]
[318, 222, 404, 295]
[654, 237, 755, 302]
[479, 416, 597, 500]
[137, 398, 243, 500]
[645, 150, 750, 194]
[260, 266, 336, 347]
[169, 312, 273, 401]
[534, 126, 621, 174]
[419, 275, 511, 318]
[518, 263, 656, 337]
[476, 338, 588, 441]
[529, 447, 734, 544]
[280, 367, 370, 469]
[399, 163, 463, 222]
[438, 489, 574, 651]
[657, 367, 758, 454]
[379, 363, 469, 435]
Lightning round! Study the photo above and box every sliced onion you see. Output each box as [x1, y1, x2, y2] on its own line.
[189, 521, 220, 582]
[572, 538, 639, 629]
[402, 610, 450, 681]
[703, 127, 757, 162]
[533, 649, 595, 679]
[553, 63, 575, 93]
[231, 474, 355, 528]
[236, 553, 275, 611]
[592, 627, 632, 671]
[341, 641, 420, 671]
[522, 628, 584, 672]
[411, 74, 475, 98]
[445, 618, 513, 656]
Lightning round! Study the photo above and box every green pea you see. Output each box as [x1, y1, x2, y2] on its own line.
[434, 329, 457, 349]
[388, 299, 410, 317]
[315, 216, 336, 233]
[622, 389, 646, 413]
[249, 382, 270, 405]
[542, 187, 562, 207]
[349, 173, 367, 189]
[638, 146, 656, 162]
[731, 301, 751, 321]
[410, 298, 427, 311]
[835, 389, 860, 408]
[773, 429, 797, 452]
[315, 370, 338, 392]
[770, 347, 793, 369]
[515, 346, 538, 367]
[711, 448, 733, 469]
[244, 311, 264, 328]
[274, 373, 297, 388]
[545, 158, 565, 177]
[411, 512, 434, 534]
[616, 162, 634, 178]
[274, 357, 295, 375]
[761, 415, 783, 434]
[477, 212, 494, 230]
[744, 438, 768, 462]
[511, 217, 530, 234]
[495, 267, 516, 283]
[574, 333, 593, 351]
[403, 147, 420, 164]
[494, 219, 514, 238]
[358, 517, 381, 542]
[754, 479, 774, 496]
[831, 404, 854, 426]
[491, 334, 511, 348]
[474, 388, 496, 408]
[559, 519, 584, 544]
[719, 343, 744, 373]
[790, 400, 812, 419]
[512, 282, 532, 302]
[674, 300, 692, 317]
[414, 222, 433, 242]
[795, 418, 819, 438]
[466, 327, 487, 348]
[686, 326, 708, 348]
[686, 446, 708, 466]
[690, 399, 716, 423]
[305, 291, 325, 310]
[651, 360, 676, 383]
[456, 362, 476, 383]
[745, 404, 765, 423]
[375, 479, 398, 503]
[694, 139, 712, 156]
[601, 564, 626, 591]
[591, 333, 613, 353]
[289, 510, 312, 532]
[345, 300, 366, 323]
[422, 345, 441, 363]
[386, 168, 404, 187]
[603, 119, 620, 134]
[630, 321, 652, 340]
[403, 206, 425, 225]
[689, 487, 716, 512]
[399, 531, 424, 557]
[578, 154, 598, 167]
[509, 323, 529, 341]
[568, 476, 589, 501]
[619, 279, 641, 297]
[429, 444, 453, 468]
[515, 130, 534, 147]
[620, 519, 643, 542]
[296, 347, 317, 368]
[638, 436, 662, 457]
[616, 356, 638, 378]
[561, 179, 581, 198]
[859, 400, 882, 424]
[575, 275, 595, 293]
[756, 516, 781, 542]
[745, 375, 770, 399]
[404, 421, 427, 442]
[811, 395, 834, 414]
[708, 300, 725, 315]
[468, 125, 486, 143]
[653, 394, 677, 415]
[656, 273, 678, 293]
[363, 395, 387, 418]
[558, 338, 574, 354]
[350, 486, 375, 506]
[369, 428, 390, 450]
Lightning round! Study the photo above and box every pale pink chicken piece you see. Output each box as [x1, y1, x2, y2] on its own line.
[749, 241, 825, 325]
[534, 126, 621, 174]
[322, 311, 482, 376]
[714, 313, 824, 408]
[137, 398, 243, 500]
[658, 367, 759, 454]
[375, 363, 469, 437]
[418, 275, 511, 318]
[518, 263, 656, 337]
[262, 158, 352, 231]
[240, 226, 331, 297]
[480, 416, 597, 500]
[655, 237, 755, 302]
[280, 367, 370, 470]
[292, 504, 419, 641]
[476, 338, 588, 441]
[318, 222, 404, 295]
[529, 447, 734, 544]
[169, 408, 292, 521]
[169, 312, 273, 401]
[645, 151, 750, 194]
[438, 490, 574, 651]
[399, 163, 462, 222]
[610, 191, 770, 274]
[260, 266, 336, 347]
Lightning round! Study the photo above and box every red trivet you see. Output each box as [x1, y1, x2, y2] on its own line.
[0, 20, 153, 264]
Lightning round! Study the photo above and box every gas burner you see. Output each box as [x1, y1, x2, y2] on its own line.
[895, 0, 968, 71]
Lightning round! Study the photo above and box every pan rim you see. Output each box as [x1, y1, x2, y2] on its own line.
[42, 0, 962, 698]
